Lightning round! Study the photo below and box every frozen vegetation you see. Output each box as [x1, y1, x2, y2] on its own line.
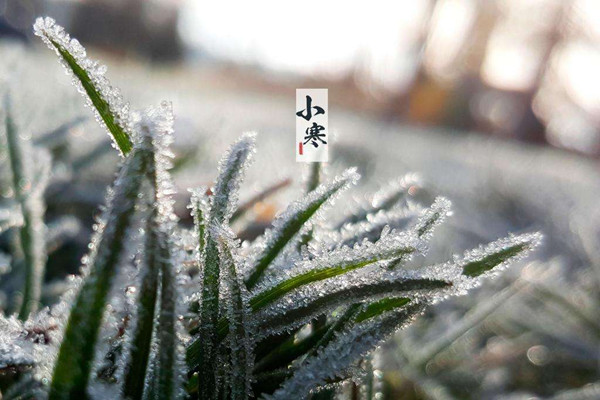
[0, 16, 564, 400]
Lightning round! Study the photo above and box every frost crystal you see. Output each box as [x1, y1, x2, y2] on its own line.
[211, 132, 257, 224]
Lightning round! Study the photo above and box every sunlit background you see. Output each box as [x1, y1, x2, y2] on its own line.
[2, 0, 600, 154]
[1, 1, 600, 399]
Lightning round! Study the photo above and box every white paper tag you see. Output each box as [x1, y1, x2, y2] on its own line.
[296, 88, 328, 162]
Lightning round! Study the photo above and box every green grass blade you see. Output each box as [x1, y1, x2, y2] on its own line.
[245, 168, 359, 290]
[461, 233, 542, 277]
[216, 228, 253, 399]
[189, 188, 209, 256]
[49, 145, 149, 399]
[195, 133, 255, 398]
[355, 297, 410, 323]
[122, 214, 160, 399]
[3, 97, 47, 320]
[249, 232, 420, 312]
[258, 278, 447, 334]
[34, 17, 133, 156]
[154, 235, 178, 399]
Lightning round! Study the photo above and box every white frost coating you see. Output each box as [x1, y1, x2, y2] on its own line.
[263, 304, 426, 400]
[0, 308, 65, 384]
[211, 132, 257, 224]
[245, 168, 360, 283]
[254, 231, 541, 337]
[413, 196, 452, 240]
[251, 228, 423, 330]
[214, 225, 255, 399]
[416, 232, 543, 301]
[33, 17, 131, 156]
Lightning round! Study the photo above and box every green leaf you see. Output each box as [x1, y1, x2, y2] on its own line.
[216, 230, 253, 399]
[195, 134, 255, 398]
[34, 18, 133, 155]
[249, 236, 419, 312]
[49, 145, 149, 399]
[154, 235, 178, 399]
[50, 40, 132, 155]
[245, 168, 359, 290]
[355, 297, 410, 323]
[461, 233, 541, 277]
[258, 279, 447, 334]
[122, 215, 161, 400]
[462, 244, 526, 277]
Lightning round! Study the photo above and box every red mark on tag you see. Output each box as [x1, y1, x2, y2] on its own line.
[299, 141, 303, 155]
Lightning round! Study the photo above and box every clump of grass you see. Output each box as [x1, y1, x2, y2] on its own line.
[0, 17, 541, 400]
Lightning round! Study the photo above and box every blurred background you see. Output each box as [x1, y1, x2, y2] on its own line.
[1, 0, 600, 399]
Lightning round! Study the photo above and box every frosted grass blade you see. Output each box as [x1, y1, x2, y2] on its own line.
[196, 133, 255, 399]
[154, 237, 179, 400]
[216, 228, 253, 399]
[122, 214, 160, 400]
[245, 168, 360, 289]
[257, 278, 447, 335]
[249, 230, 421, 311]
[460, 233, 542, 277]
[265, 303, 426, 399]
[49, 144, 149, 399]
[34, 17, 133, 155]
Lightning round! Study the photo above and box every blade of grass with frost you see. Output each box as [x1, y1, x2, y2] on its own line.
[245, 168, 360, 289]
[264, 303, 426, 400]
[125, 104, 179, 400]
[387, 197, 451, 269]
[254, 298, 413, 374]
[299, 303, 363, 364]
[195, 133, 255, 399]
[249, 230, 422, 312]
[154, 236, 179, 400]
[187, 230, 421, 370]
[3, 98, 48, 320]
[336, 208, 419, 250]
[257, 276, 448, 335]
[49, 144, 150, 399]
[122, 213, 160, 400]
[189, 188, 209, 256]
[216, 228, 253, 399]
[460, 232, 542, 278]
[34, 17, 133, 156]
